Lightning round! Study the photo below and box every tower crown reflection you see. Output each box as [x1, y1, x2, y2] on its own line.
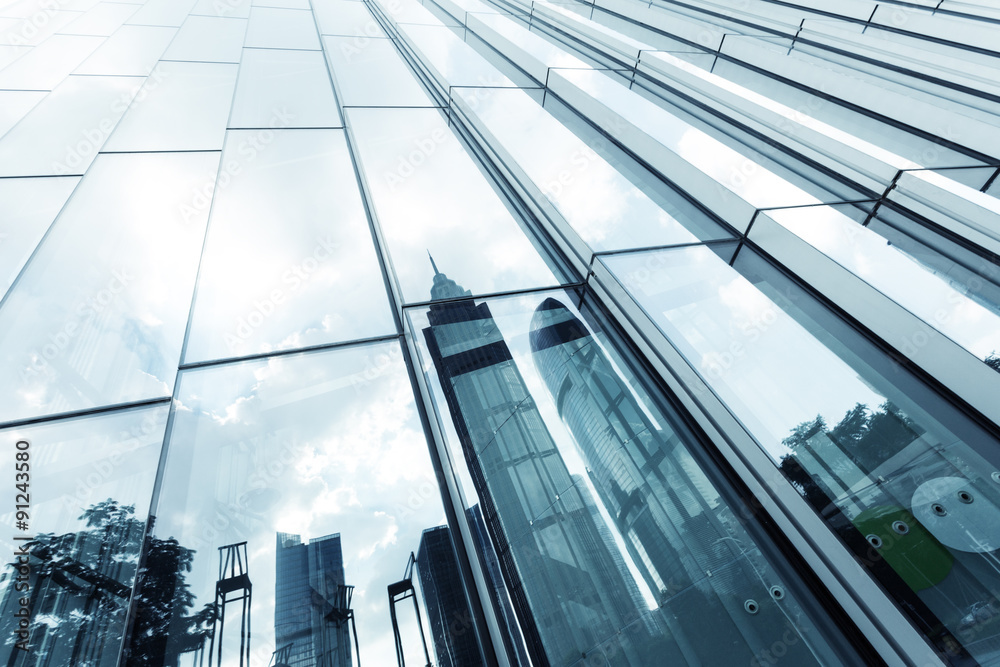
[423, 274, 661, 666]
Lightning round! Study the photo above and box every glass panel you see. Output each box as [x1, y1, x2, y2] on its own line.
[0, 177, 79, 299]
[0, 45, 31, 71]
[348, 107, 565, 303]
[0, 404, 167, 667]
[124, 0, 198, 27]
[323, 36, 436, 107]
[373, 0, 461, 26]
[161, 15, 248, 63]
[0, 151, 219, 423]
[314, 0, 385, 37]
[191, 0, 252, 18]
[455, 87, 729, 252]
[0, 10, 80, 46]
[603, 244, 1000, 663]
[0, 90, 46, 137]
[58, 3, 138, 35]
[255, 0, 310, 7]
[763, 204, 1000, 364]
[465, 13, 589, 83]
[393, 23, 523, 89]
[184, 129, 395, 363]
[0, 34, 104, 90]
[244, 6, 321, 50]
[0, 75, 141, 178]
[229, 48, 342, 129]
[73, 24, 178, 76]
[102, 61, 238, 153]
[550, 69, 822, 225]
[406, 287, 864, 667]
[131, 343, 475, 667]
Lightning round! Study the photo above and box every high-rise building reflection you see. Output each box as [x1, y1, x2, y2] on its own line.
[274, 532, 357, 667]
[528, 298, 822, 665]
[421, 265, 665, 666]
[415, 526, 483, 667]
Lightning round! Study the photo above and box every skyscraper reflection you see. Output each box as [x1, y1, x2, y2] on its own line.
[415, 526, 483, 667]
[274, 533, 357, 667]
[529, 298, 824, 665]
[422, 267, 665, 666]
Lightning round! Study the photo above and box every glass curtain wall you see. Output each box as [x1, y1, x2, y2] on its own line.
[1, 0, 998, 665]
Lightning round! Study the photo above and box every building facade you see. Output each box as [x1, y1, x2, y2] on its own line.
[0, 0, 999, 665]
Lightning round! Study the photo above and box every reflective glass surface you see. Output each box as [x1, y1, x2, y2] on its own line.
[58, 3, 139, 36]
[393, 23, 522, 89]
[0, 11, 81, 47]
[0, 34, 104, 90]
[604, 245, 1000, 662]
[0, 177, 79, 300]
[184, 129, 394, 363]
[125, 0, 199, 27]
[229, 48, 342, 129]
[244, 6, 321, 50]
[138, 343, 461, 666]
[73, 24, 177, 76]
[763, 205, 1000, 364]
[0, 75, 141, 177]
[455, 86, 729, 252]
[406, 287, 862, 667]
[314, 0, 385, 37]
[0, 152, 219, 422]
[0, 91, 46, 137]
[323, 36, 437, 107]
[0, 404, 167, 667]
[348, 107, 565, 303]
[161, 15, 248, 63]
[191, 0, 252, 18]
[101, 61, 238, 153]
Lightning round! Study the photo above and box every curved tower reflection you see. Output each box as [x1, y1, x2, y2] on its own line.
[421, 267, 662, 666]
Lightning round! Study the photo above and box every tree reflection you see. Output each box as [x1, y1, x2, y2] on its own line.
[0, 500, 144, 666]
[127, 524, 215, 667]
[0, 498, 214, 667]
[781, 401, 923, 475]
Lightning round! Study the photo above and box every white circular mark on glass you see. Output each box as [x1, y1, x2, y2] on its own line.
[912, 477, 1000, 553]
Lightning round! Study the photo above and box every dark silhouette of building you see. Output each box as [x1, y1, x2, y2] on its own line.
[274, 532, 356, 667]
[415, 526, 483, 667]
[421, 264, 665, 666]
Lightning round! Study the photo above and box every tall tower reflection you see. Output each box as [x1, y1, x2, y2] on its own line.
[274, 533, 357, 667]
[529, 298, 819, 665]
[421, 264, 661, 666]
[415, 526, 483, 667]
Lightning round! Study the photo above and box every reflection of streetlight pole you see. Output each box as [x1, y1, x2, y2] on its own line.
[388, 552, 432, 667]
[269, 643, 294, 667]
[209, 541, 252, 667]
[326, 583, 362, 667]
